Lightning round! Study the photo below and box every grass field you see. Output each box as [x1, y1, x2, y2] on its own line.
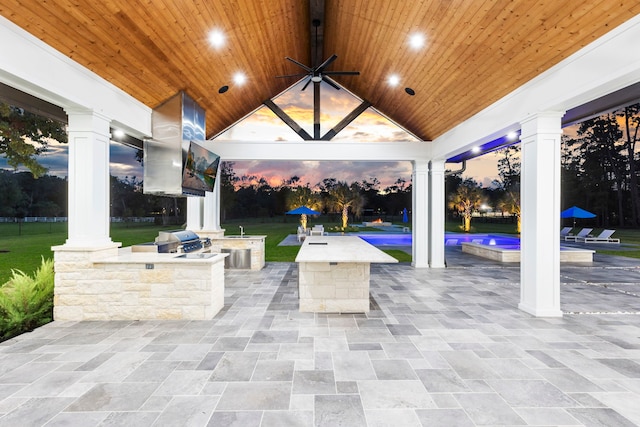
[1, 219, 639, 284]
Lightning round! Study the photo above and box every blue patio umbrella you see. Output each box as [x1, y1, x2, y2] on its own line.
[286, 206, 321, 215]
[402, 208, 408, 223]
[286, 206, 321, 229]
[561, 206, 596, 228]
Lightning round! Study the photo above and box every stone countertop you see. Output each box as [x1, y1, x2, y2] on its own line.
[295, 236, 398, 263]
[95, 247, 227, 264]
[214, 235, 267, 241]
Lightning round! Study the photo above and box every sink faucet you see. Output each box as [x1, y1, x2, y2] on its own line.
[239, 226, 244, 237]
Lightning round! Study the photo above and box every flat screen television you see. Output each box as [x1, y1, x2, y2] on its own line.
[181, 141, 220, 196]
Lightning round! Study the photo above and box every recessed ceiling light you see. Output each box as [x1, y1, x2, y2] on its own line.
[233, 72, 246, 85]
[405, 87, 415, 96]
[472, 146, 481, 153]
[112, 129, 124, 139]
[507, 131, 518, 141]
[409, 33, 425, 50]
[218, 85, 229, 94]
[208, 29, 225, 49]
[388, 74, 400, 86]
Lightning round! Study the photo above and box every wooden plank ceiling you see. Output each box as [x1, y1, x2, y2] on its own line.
[0, 1, 638, 141]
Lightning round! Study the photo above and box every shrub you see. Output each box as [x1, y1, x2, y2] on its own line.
[0, 257, 54, 342]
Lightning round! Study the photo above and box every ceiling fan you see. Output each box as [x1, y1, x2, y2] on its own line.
[276, 54, 359, 91]
[276, 18, 359, 90]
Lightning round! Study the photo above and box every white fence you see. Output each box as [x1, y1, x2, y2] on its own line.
[0, 217, 155, 223]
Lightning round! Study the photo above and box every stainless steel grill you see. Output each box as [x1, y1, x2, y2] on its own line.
[131, 230, 210, 253]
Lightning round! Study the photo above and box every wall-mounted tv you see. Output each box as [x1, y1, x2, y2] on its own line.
[181, 141, 220, 197]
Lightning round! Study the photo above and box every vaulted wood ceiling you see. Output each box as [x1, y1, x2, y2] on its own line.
[0, 1, 638, 140]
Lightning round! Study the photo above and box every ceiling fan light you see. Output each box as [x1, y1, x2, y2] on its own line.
[311, 76, 322, 83]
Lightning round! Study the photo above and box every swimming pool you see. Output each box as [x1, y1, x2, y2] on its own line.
[353, 233, 520, 247]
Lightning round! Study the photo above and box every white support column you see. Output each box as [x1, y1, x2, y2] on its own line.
[412, 160, 429, 268]
[203, 174, 222, 231]
[429, 160, 446, 268]
[519, 112, 564, 317]
[186, 197, 203, 231]
[63, 109, 114, 248]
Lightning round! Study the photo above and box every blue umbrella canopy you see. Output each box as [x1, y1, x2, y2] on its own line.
[561, 206, 596, 219]
[286, 206, 321, 215]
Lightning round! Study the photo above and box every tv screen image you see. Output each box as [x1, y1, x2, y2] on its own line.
[181, 141, 220, 196]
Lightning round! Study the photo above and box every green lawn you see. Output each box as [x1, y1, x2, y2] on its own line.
[2, 219, 639, 284]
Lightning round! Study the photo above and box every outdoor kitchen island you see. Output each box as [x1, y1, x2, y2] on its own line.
[295, 235, 397, 313]
[53, 245, 227, 321]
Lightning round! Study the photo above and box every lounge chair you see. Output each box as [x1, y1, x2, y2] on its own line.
[579, 229, 620, 243]
[297, 226, 307, 242]
[564, 228, 593, 242]
[560, 227, 572, 238]
[309, 225, 325, 236]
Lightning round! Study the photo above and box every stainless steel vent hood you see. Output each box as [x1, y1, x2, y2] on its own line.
[144, 91, 219, 197]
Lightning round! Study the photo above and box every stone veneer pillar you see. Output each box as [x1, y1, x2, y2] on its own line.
[412, 160, 429, 268]
[519, 112, 564, 317]
[429, 160, 446, 268]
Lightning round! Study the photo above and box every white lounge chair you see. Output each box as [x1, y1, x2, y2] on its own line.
[560, 227, 572, 238]
[579, 229, 620, 243]
[564, 228, 592, 242]
[309, 225, 325, 236]
[297, 226, 307, 242]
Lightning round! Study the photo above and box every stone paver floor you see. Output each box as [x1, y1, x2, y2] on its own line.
[0, 255, 639, 426]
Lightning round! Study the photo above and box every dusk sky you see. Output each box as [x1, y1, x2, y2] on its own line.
[1, 79, 504, 188]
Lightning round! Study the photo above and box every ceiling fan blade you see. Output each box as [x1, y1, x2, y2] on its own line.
[322, 71, 360, 76]
[322, 76, 341, 90]
[285, 57, 312, 72]
[301, 77, 312, 91]
[276, 73, 310, 78]
[316, 54, 338, 73]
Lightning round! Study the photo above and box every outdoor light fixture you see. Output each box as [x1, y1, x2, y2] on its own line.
[388, 74, 400, 86]
[233, 72, 246, 85]
[409, 33, 425, 49]
[112, 129, 124, 139]
[208, 29, 225, 48]
[507, 131, 519, 141]
[472, 146, 481, 153]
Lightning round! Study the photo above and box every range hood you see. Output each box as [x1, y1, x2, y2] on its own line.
[143, 91, 220, 197]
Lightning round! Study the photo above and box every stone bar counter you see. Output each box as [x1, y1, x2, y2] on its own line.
[295, 236, 397, 313]
[53, 244, 227, 321]
[198, 232, 266, 270]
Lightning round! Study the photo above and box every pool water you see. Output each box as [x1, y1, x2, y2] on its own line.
[354, 233, 520, 247]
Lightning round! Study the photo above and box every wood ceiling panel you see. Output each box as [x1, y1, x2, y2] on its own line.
[0, 1, 637, 140]
[324, 0, 638, 140]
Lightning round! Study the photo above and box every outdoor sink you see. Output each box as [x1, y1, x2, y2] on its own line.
[174, 253, 216, 259]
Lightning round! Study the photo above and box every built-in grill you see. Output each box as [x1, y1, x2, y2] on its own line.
[131, 230, 210, 253]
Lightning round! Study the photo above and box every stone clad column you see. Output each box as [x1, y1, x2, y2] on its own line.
[519, 112, 564, 317]
[63, 108, 114, 247]
[429, 160, 446, 268]
[412, 160, 429, 268]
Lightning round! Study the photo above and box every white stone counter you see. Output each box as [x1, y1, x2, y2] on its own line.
[295, 236, 398, 263]
[208, 235, 266, 270]
[53, 245, 227, 321]
[296, 236, 397, 313]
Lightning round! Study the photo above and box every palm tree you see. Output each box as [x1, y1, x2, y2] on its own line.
[448, 180, 484, 232]
[328, 182, 365, 229]
[498, 184, 521, 233]
[286, 185, 321, 229]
